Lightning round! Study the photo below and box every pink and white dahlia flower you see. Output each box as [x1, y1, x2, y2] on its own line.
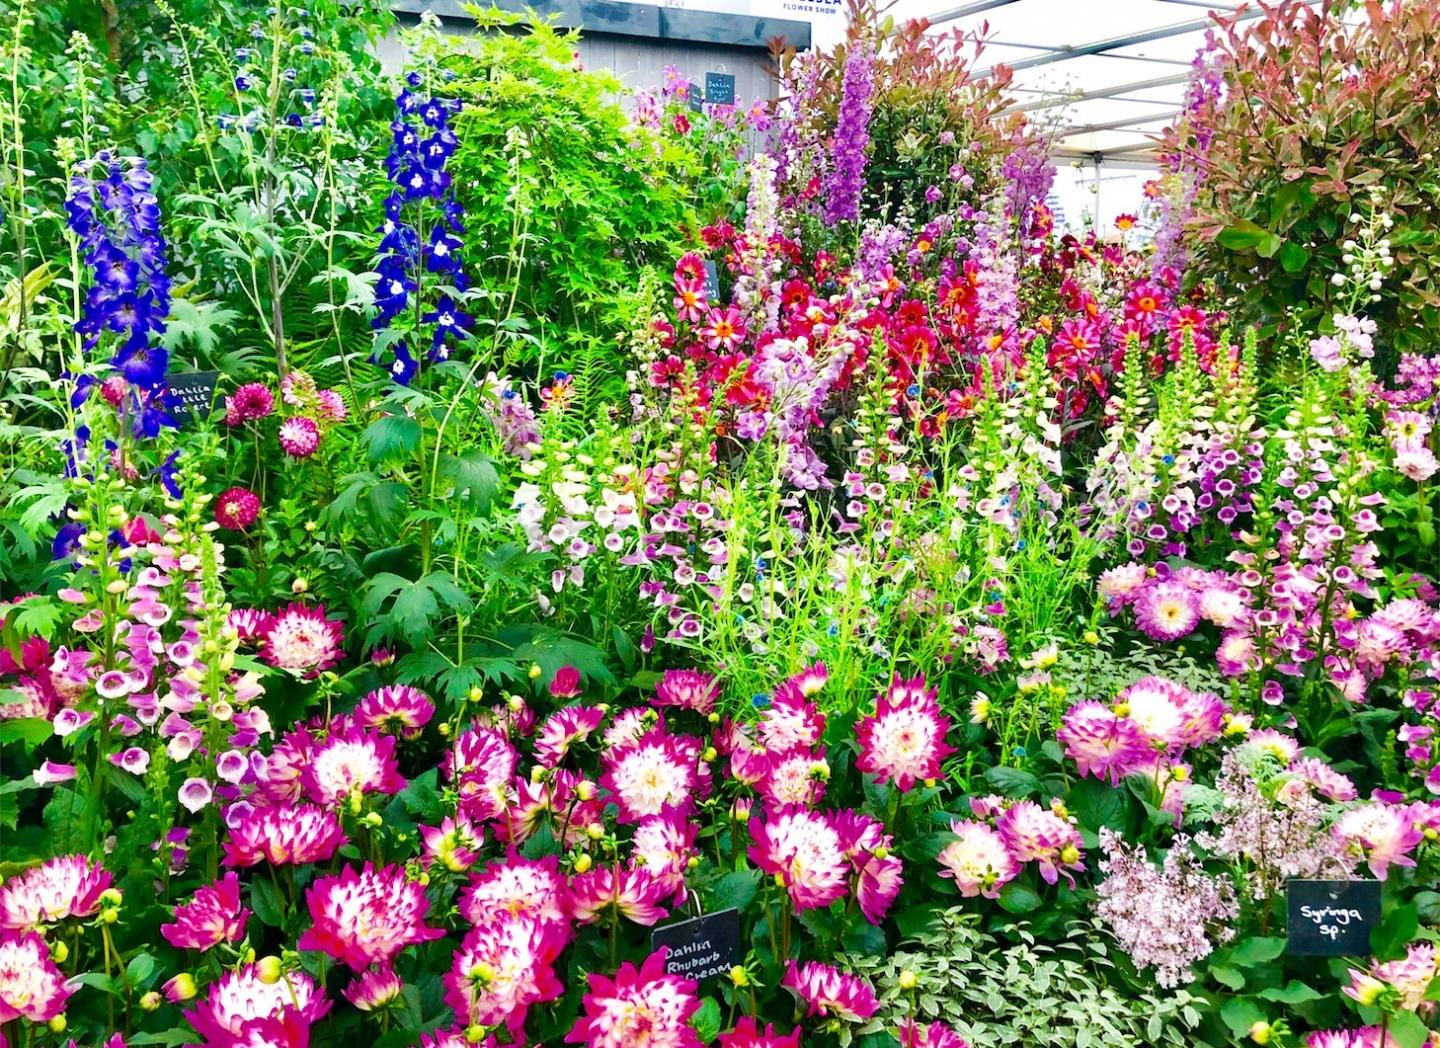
[0, 853, 111, 930]
[0, 930, 74, 1021]
[222, 803, 347, 867]
[937, 819, 1019, 899]
[184, 964, 331, 1048]
[302, 727, 406, 806]
[564, 948, 703, 1048]
[443, 914, 566, 1040]
[297, 863, 443, 967]
[781, 959, 878, 1022]
[855, 673, 954, 790]
[748, 807, 849, 911]
[161, 872, 249, 951]
[259, 603, 343, 675]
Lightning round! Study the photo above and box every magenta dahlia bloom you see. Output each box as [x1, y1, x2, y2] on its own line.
[354, 684, 434, 738]
[459, 853, 567, 928]
[1335, 803, 1422, 879]
[1120, 675, 1226, 752]
[161, 872, 249, 951]
[278, 415, 321, 457]
[762, 671, 827, 750]
[996, 800, 1085, 886]
[0, 930, 74, 1021]
[1057, 701, 1149, 783]
[630, 811, 698, 897]
[782, 959, 878, 1022]
[549, 664, 582, 698]
[937, 819, 1018, 899]
[342, 964, 403, 1012]
[184, 964, 331, 1048]
[855, 673, 954, 790]
[718, 1017, 803, 1048]
[1133, 579, 1201, 641]
[748, 807, 849, 911]
[533, 705, 606, 766]
[224, 382, 275, 425]
[443, 914, 567, 1040]
[302, 727, 406, 806]
[565, 948, 703, 1048]
[757, 747, 829, 808]
[600, 728, 707, 823]
[214, 486, 261, 530]
[298, 863, 443, 967]
[833, 811, 903, 923]
[0, 853, 111, 930]
[569, 864, 670, 926]
[654, 668, 719, 714]
[222, 803, 347, 866]
[898, 1019, 971, 1048]
[259, 602, 344, 675]
[420, 815, 486, 873]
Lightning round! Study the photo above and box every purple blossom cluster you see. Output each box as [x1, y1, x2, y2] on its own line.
[822, 46, 874, 226]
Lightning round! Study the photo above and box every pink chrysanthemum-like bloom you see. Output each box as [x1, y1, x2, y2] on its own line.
[1119, 675, 1225, 752]
[459, 854, 567, 928]
[316, 388, 347, 423]
[224, 382, 275, 426]
[419, 815, 486, 873]
[297, 863, 443, 967]
[214, 486, 261, 531]
[782, 960, 878, 1022]
[184, 964, 331, 1048]
[832, 811, 903, 924]
[937, 819, 1019, 899]
[0, 853, 111, 930]
[718, 1017, 803, 1048]
[0, 930, 74, 1021]
[898, 1019, 972, 1048]
[444, 914, 566, 1040]
[761, 679, 827, 751]
[1367, 942, 1438, 1011]
[600, 728, 706, 823]
[260, 603, 344, 675]
[161, 872, 250, 951]
[569, 865, 670, 926]
[342, 964, 403, 1011]
[855, 673, 955, 791]
[1334, 803, 1422, 879]
[749, 807, 849, 911]
[534, 705, 606, 766]
[630, 812, 698, 896]
[278, 415, 321, 457]
[1133, 579, 1201, 640]
[654, 668, 719, 714]
[302, 727, 406, 806]
[1057, 701, 1149, 783]
[223, 803, 347, 867]
[354, 685, 434, 739]
[1289, 757, 1358, 802]
[565, 948, 703, 1048]
[997, 801, 1085, 886]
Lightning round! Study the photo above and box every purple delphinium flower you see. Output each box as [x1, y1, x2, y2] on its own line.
[822, 46, 874, 226]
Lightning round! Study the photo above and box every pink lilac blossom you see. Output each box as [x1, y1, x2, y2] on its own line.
[1094, 830, 1237, 988]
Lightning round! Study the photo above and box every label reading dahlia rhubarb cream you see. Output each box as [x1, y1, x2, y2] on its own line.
[650, 908, 741, 982]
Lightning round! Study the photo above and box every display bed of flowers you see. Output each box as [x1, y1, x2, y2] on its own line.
[1, 1, 1438, 1047]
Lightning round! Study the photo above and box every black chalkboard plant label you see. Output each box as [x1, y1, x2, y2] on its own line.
[650, 908, 741, 983]
[167, 370, 221, 425]
[703, 260, 721, 302]
[687, 83, 704, 113]
[1286, 879, 1381, 956]
[705, 72, 736, 107]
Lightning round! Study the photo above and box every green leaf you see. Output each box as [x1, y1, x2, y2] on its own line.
[1388, 1011, 1431, 1048]
[439, 448, 500, 510]
[1229, 935, 1286, 966]
[0, 717, 52, 752]
[363, 414, 422, 466]
[1209, 965, 1245, 990]
[1371, 902, 1419, 959]
[710, 870, 760, 912]
[1219, 996, 1264, 1038]
[982, 765, 1041, 798]
[1216, 219, 1271, 251]
[690, 997, 722, 1042]
[996, 881, 1042, 914]
[1066, 778, 1128, 834]
[1257, 980, 1324, 1004]
[250, 875, 286, 927]
[161, 298, 239, 357]
[1277, 242, 1310, 273]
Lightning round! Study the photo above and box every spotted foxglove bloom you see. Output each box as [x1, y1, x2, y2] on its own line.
[855, 673, 954, 790]
[459, 853, 567, 929]
[1334, 803, 1422, 879]
[0, 930, 74, 1021]
[534, 705, 606, 766]
[748, 807, 849, 910]
[996, 801, 1085, 886]
[937, 820, 1018, 898]
[298, 863, 443, 967]
[302, 727, 406, 806]
[443, 914, 566, 1039]
[719, 1017, 803, 1048]
[654, 669, 719, 714]
[565, 949, 703, 1048]
[342, 964, 404, 1012]
[898, 1020, 971, 1048]
[569, 864, 670, 926]
[184, 964, 331, 1048]
[782, 960, 878, 1022]
[161, 872, 250, 950]
[0, 853, 111, 930]
[354, 684, 434, 738]
[259, 603, 344, 675]
[223, 803, 347, 867]
[600, 728, 707, 823]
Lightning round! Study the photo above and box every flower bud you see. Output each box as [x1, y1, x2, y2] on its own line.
[51, 940, 69, 964]
[1059, 845, 1081, 865]
[140, 991, 163, 1011]
[468, 686, 485, 704]
[573, 853, 593, 874]
[1249, 1021, 1272, 1045]
[48, 1014, 67, 1033]
[730, 966, 749, 987]
[256, 956, 284, 984]
[164, 974, 198, 1002]
[528, 664, 542, 680]
[292, 577, 308, 594]
[898, 970, 918, 990]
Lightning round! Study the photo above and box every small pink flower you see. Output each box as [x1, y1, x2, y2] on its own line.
[355, 685, 435, 739]
[342, 964, 403, 1011]
[259, 602, 344, 675]
[997, 800, 1085, 886]
[749, 807, 849, 911]
[179, 777, 214, 813]
[548, 665, 582, 698]
[533, 705, 606, 767]
[718, 1017, 802, 1048]
[214, 487, 261, 530]
[937, 819, 1018, 899]
[278, 415, 321, 457]
[654, 669, 719, 714]
[223, 803, 347, 867]
[444, 914, 567, 1040]
[224, 383, 275, 425]
[32, 760, 76, 786]
[110, 745, 151, 775]
[568, 865, 670, 927]
[782, 959, 878, 1022]
[161, 872, 250, 951]
[298, 863, 443, 968]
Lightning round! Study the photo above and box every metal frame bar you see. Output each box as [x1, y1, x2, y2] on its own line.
[1057, 109, 1182, 135]
[1007, 71, 1191, 112]
[927, 0, 1021, 24]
